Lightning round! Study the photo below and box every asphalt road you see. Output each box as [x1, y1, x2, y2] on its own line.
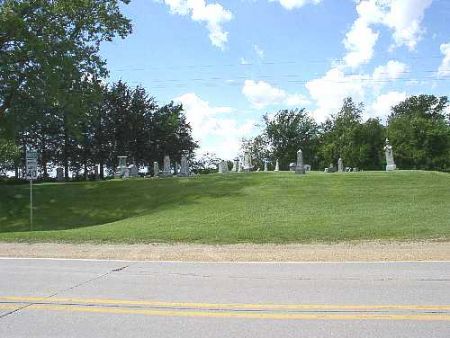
[0, 258, 449, 337]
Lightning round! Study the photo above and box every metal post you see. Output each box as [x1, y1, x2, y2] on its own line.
[30, 179, 33, 231]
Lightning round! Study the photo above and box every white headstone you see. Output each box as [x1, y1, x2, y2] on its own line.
[117, 156, 127, 178]
[243, 151, 252, 172]
[384, 138, 397, 171]
[56, 167, 64, 182]
[338, 158, 344, 172]
[295, 149, 305, 175]
[232, 158, 239, 172]
[274, 159, 279, 172]
[128, 164, 139, 177]
[162, 155, 172, 177]
[179, 151, 190, 177]
[153, 161, 159, 177]
[221, 160, 229, 173]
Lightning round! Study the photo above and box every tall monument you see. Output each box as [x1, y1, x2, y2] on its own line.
[384, 138, 397, 171]
[162, 155, 172, 177]
[295, 149, 305, 175]
[274, 159, 279, 172]
[338, 158, 344, 173]
[178, 150, 190, 177]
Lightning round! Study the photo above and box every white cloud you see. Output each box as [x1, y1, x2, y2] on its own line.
[372, 60, 408, 81]
[438, 42, 450, 77]
[305, 60, 408, 121]
[254, 44, 264, 59]
[242, 80, 309, 109]
[240, 57, 250, 65]
[384, 0, 433, 50]
[343, 0, 383, 68]
[162, 0, 233, 49]
[370, 91, 407, 119]
[342, 0, 432, 68]
[269, 0, 321, 10]
[305, 68, 366, 121]
[174, 93, 255, 159]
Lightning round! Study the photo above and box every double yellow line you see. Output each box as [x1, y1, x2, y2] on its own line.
[1, 296, 449, 321]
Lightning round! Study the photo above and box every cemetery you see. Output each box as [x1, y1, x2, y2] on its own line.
[1, 164, 449, 244]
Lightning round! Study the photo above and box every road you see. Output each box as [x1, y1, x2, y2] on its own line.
[0, 258, 449, 337]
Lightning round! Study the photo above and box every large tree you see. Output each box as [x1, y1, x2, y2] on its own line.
[318, 98, 385, 170]
[0, 0, 132, 122]
[263, 108, 319, 170]
[387, 95, 450, 170]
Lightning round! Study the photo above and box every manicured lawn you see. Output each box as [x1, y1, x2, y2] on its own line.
[0, 171, 449, 243]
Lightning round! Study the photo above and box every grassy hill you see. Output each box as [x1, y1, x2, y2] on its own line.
[0, 171, 449, 243]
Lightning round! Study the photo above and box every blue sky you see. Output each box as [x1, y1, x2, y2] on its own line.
[100, 0, 450, 158]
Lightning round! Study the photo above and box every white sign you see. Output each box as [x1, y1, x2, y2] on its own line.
[26, 150, 38, 180]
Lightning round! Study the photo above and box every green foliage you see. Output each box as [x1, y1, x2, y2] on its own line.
[1, 171, 449, 243]
[387, 95, 450, 171]
[262, 108, 319, 169]
[317, 98, 385, 169]
[0, 0, 132, 121]
[0, 138, 19, 173]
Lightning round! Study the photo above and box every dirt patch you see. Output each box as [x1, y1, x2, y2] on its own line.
[0, 241, 449, 262]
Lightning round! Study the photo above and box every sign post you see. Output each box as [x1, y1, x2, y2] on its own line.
[26, 149, 38, 230]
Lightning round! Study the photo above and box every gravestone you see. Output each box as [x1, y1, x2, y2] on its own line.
[264, 160, 269, 172]
[304, 164, 312, 172]
[295, 149, 306, 175]
[384, 138, 397, 171]
[94, 166, 99, 180]
[289, 163, 296, 171]
[338, 158, 344, 173]
[327, 163, 336, 173]
[56, 168, 64, 182]
[162, 155, 172, 177]
[128, 164, 139, 177]
[153, 161, 159, 177]
[117, 156, 127, 178]
[218, 160, 229, 174]
[232, 158, 239, 172]
[243, 151, 252, 172]
[238, 156, 243, 172]
[274, 159, 279, 172]
[222, 161, 229, 173]
[179, 151, 190, 177]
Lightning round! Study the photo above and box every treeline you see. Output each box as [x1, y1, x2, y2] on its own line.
[246, 95, 450, 172]
[0, 1, 198, 180]
[1, 82, 197, 179]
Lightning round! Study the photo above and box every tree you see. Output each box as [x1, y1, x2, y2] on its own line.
[318, 98, 385, 170]
[263, 109, 318, 170]
[387, 95, 450, 170]
[0, 138, 19, 175]
[0, 0, 132, 122]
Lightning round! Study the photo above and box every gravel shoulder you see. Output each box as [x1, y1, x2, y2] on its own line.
[0, 241, 449, 262]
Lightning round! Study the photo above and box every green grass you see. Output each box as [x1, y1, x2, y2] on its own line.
[0, 171, 449, 244]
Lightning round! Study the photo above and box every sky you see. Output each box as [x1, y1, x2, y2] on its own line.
[100, 0, 450, 159]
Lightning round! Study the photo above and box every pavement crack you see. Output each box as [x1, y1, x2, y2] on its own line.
[0, 263, 133, 320]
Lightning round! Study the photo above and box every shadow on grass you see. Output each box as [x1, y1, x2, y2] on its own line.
[0, 174, 256, 233]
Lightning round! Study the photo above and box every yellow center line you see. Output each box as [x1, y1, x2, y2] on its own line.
[1, 296, 450, 312]
[0, 303, 449, 321]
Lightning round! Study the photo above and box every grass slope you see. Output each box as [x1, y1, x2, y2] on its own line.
[0, 171, 449, 243]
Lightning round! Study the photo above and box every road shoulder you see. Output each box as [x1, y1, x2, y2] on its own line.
[0, 241, 449, 262]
